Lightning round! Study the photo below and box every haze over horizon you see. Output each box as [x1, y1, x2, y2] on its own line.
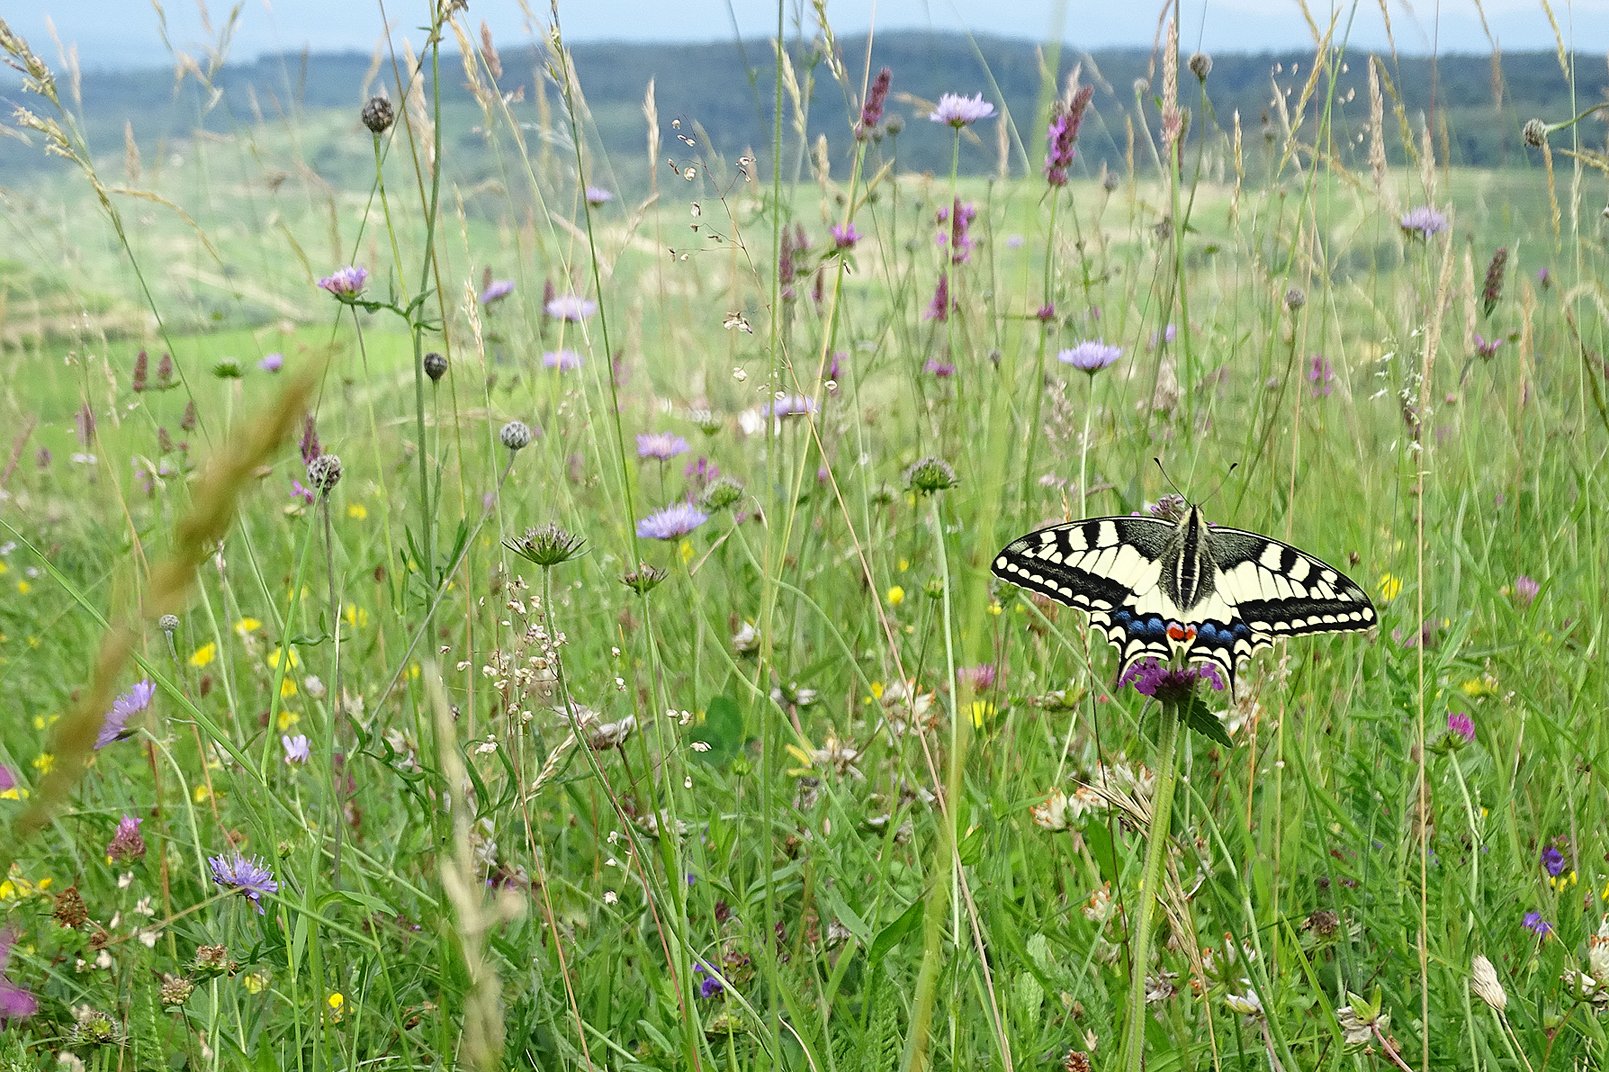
[7, 0, 1609, 73]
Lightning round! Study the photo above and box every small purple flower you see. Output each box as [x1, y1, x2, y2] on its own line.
[1514, 575, 1539, 605]
[545, 295, 597, 321]
[0, 766, 14, 795]
[636, 502, 709, 540]
[1308, 354, 1335, 396]
[923, 357, 955, 378]
[479, 279, 515, 305]
[925, 273, 951, 322]
[636, 432, 690, 461]
[684, 456, 720, 484]
[543, 349, 583, 371]
[0, 930, 37, 1020]
[693, 960, 725, 998]
[107, 815, 145, 863]
[1399, 206, 1448, 239]
[208, 852, 280, 914]
[1537, 267, 1552, 289]
[1523, 911, 1551, 936]
[1120, 659, 1225, 699]
[282, 734, 311, 765]
[290, 478, 315, 505]
[936, 199, 977, 264]
[764, 395, 817, 418]
[1446, 711, 1475, 743]
[1149, 324, 1177, 348]
[1057, 340, 1123, 373]
[1540, 845, 1566, 877]
[858, 67, 892, 136]
[258, 353, 284, 373]
[826, 352, 845, 380]
[1473, 333, 1504, 359]
[830, 222, 860, 250]
[1043, 86, 1093, 186]
[1005, 234, 1026, 249]
[930, 92, 996, 127]
[584, 186, 614, 206]
[317, 265, 368, 298]
[1035, 303, 1056, 322]
[97, 680, 155, 749]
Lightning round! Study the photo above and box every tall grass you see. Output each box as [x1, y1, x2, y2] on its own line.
[1, 4, 1608, 1071]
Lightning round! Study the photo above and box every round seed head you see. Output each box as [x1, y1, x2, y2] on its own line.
[1102, 170, 1119, 192]
[699, 476, 745, 512]
[361, 95, 394, 133]
[1188, 52, 1213, 80]
[306, 453, 343, 491]
[504, 522, 587, 567]
[1284, 286, 1307, 310]
[159, 974, 195, 1008]
[499, 420, 533, 451]
[883, 114, 905, 137]
[904, 456, 958, 495]
[159, 613, 180, 634]
[423, 351, 448, 382]
[1522, 118, 1547, 147]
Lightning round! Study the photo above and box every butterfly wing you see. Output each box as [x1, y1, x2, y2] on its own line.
[991, 516, 1185, 673]
[1203, 528, 1378, 643]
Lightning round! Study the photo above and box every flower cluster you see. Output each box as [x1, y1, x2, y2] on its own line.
[317, 265, 368, 298]
[930, 92, 996, 128]
[1044, 85, 1094, 186]
[936, 198, 977, 263]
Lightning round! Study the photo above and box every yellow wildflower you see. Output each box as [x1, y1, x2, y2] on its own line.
[1377, 574, 1402, 602]
[277, 709, 300, 732]
[241, 972, 268, 994]
[189, 642, 216, 668]
[969, 700, 997, 728]
[869, 681, 885, 701]
[886, 585, 905, 607]
[343, 606, 369, 628]
[193, 784, 213, 804]
[1461, 677, 1497, 698]
[15, 581, 30, 595]
[679, 538, 695, 564]
[267, 647, 300, 670]
[325, 991, 344, 1023]
[31, 754, 53, 775]
[280, 678, 298, 698]
[233, 617, 261, 636]
[347, 504, 367, 520]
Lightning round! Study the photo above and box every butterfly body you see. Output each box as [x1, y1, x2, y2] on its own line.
[992, 505, 1375, 687]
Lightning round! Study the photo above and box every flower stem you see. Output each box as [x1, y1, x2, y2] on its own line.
[1121, 694, 1182, 1072]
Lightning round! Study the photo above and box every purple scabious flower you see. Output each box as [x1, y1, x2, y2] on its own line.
[282, 734, 311, 765]
[930, 92, 996, 127]
[1120, 659, 1225, 699]
[0, 930, 37, 1020]
[584, 186, 614, 206]
[924, 273, 951, 322]
[1514, 575, 1539, 605]
[543, 349, 583, 371]
[858, 67, 892, 137]
[636, 502, 709, 540]
[1473, 333, 1504, 359]
[1057, 340, 1123, 373]
[1446, 711, 1475, 743]
[1540, 845, 1566, 877]
[107, 815, 145, 863]
[923, 357, 956, 378]
[1399, 206, 1448, 239]
[693, 960, 725, 998]
[636, 432, 690, 461]
[479, 279, 515, 305]
[317, 265, 368, 298]
[545, 295, 597, 321]
[258, 353, 284, 373]
[764, 395, 817, 418]
[208, 852, 279, 914]
[97, 680, 155, 749]
[1523, 911, 1551, 936]
[830, 222, 860, 250]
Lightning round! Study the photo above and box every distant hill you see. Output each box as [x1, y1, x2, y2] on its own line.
[1, 32, 1601, 187]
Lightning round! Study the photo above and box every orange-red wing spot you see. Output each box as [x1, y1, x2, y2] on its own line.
[1165, 623, 1196, 642]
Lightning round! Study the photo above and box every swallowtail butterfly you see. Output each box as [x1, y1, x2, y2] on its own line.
[992, 505, 1376, 687]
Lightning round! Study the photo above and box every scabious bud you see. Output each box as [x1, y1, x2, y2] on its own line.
[619, 562, 668, 595]
[1285, 286, 1306, 310]
[361, 95, 394, 133]
[131, 350, 148, 393]
[904, 456, 958, 495]
[423, 351, 448, 382]
[1188, 51, 1213, 80]
[499, 420, 533, 451]
[504, 522, 587, 567]
[858, 67, 892, 139]
[1522, 118, 1547, 147]
[306, 453, 342, 492]
[1481, 247, 1508, 317]
[699, 476, 745, 512]
[159, 613, 179, 635]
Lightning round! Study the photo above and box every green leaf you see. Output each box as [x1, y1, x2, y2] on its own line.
[1182, 694, 1233, 747]
[691, 695, 744, 766]
[868, 897, 924, 964]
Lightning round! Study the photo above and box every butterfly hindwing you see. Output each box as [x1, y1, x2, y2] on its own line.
[993, 510, 1376, 688]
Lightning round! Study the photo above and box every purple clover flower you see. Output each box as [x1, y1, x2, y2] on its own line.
[1514, 575, 1539, 605]
[258, 353, 284, 373]
[830, 222, 860, 250]
[545, 295, 597, 321]
[1400, 206, 1448, 239]
[107, 815, 145, 863]
[317, 265, 368, 298]
[1540, 845, 1566, 878]
[479, 279, 515, 305]
[543, 349, 582, 371]
[97, 680, 155, 749]
[636, 432, 690, 461]
[0, 930, 37, 1020]
[1473, 333, 1504, 359]
[1446, 711, 1475, 743]
[1523, 911, 1551, 936]
[1057, 340, 1123, 373]
[636, 502, 709, 541]
[208, 852, 280, 914]
[931, 92, 996, 127]
[923, 358, 956, 378]
[1119, 659, 1225, 699]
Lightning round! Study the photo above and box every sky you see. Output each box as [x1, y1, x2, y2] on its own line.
[8, 0, 1609, 72]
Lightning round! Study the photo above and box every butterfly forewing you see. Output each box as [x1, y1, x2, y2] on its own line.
[992, 509, 1376, 687]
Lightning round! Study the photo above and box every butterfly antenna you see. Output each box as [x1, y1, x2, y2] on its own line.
[1154, 458, 1187, 502]
[1202, 463, 1239, 509]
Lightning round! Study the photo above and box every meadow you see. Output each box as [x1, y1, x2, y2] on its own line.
[1, 5, 1608, 1070]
